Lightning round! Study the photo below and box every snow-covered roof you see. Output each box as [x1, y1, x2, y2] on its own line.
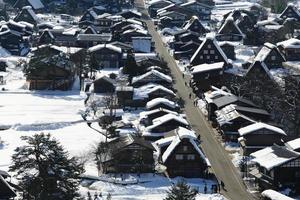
[144, 113, 188, 133]
[146, 97, 178, 110]
[133, 84, 175, 100]
[132, 69, 172, 84]
[22, 6, 39, 21]
[218, 16, 244, 37]
[277, 38, 300, 49]
[251, 145, 300, 170]
[280, 4, 300, 19]
[154, 127, 207, 164]
[254, 43, 285, 63]
[261, 190, 294, 200]
[88, 44, 122, 53]
[191, 62, 224, 74]
[139, 108, 178, 119]
[246, 61, 273, 80]
[285, 138, 300, 151]
[190, 33, 229, 65]
[215, 110, 255, 127]
[28, 0, 44, 9]
[50, 45, 82, 54]
[238, 122, 286, 136]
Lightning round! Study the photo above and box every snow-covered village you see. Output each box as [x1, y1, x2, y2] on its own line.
[0, 0, 300, 199]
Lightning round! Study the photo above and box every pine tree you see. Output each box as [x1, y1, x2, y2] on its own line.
[164, 180, 197, 200]
[106, 193, 112, 200]
[123, 49, 140, 79]
[9, 133, 84, 200]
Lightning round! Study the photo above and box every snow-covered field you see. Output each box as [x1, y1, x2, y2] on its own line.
[80, 174, 226, 200]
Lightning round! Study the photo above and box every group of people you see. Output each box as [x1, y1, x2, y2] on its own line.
[203, 180, 226, 194]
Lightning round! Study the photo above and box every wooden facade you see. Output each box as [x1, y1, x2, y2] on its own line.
[190, 36, 228, 66]
[102, 135, 155, 173]
[163, 138, 208, 177]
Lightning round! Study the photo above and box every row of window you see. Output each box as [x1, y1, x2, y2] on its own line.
[175, 154, 196, 160]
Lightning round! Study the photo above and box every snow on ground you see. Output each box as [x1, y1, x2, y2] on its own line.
[80, 174, 227, 200]
[0, 91, 86, 127]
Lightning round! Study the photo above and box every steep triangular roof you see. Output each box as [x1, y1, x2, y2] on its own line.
[218, 16, 244, 37]
[14, 6, 39, 23]
[190, 33, 229, 66]
[254, 42, 285, 65]
[279, 4, 300, 20]
[246, 61, 273, 80]
[182, 16, 206, 33]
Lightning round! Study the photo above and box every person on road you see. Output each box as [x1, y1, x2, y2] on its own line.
[189, 93, 192, 99]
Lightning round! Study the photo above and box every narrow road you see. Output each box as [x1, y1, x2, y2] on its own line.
[135, 1, 256, 200]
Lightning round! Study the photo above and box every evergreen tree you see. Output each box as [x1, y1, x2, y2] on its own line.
[164, 180, 197, 200]
[9, 133, 84, 200]
[106, 193, 112, 200]
[123, 49, 140, 79]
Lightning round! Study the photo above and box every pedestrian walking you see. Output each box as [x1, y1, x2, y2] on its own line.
[220, 180, 225, 190]
[182, 73, 184, 78]
[204, 185, 207, 194]
[189, 93, 192, 99]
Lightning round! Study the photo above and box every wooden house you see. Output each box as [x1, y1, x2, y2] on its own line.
[225, 104, 270, 122]
[154, 127, 209, 178]
[26, 54, 75, 90]
[139, 108, 178, 126]
[245, 61, 273, 80]
[215, 109, 256, 142]
[76, 33, 112, 48]
[219, 41, 236, 60]
[254, 43, 285, 68]
[216, 17, 244, 41]
[182, 16, 207, 34]
[208, 94, 258, 121]
[131, 69, 172, 87]
[120, 29, 149, 43]
[238, 122, 286, 156]
[191, 62, 224, 91]
[38, 29, 78, 46]
[14, 6, 39, 25]
[0, 28, 25, 55]
[190, 34, 229, 67]
[148, 0, 172, 18]
[159, 11, 188, 28]
[180, 1, 212, 20]
[109, 41, 133, 53]
[279, 4, 300, 21]
[146, 97, 179, 111]
[250, 145, 300, 190]
[143, 113, 189, 139]
[14, 0, 44, 11]
[277, 38, 300, 61]
[90, 75, 116, 93]
[79, 8, 99, 25]
[173, 40, 201, 59]
[88, 44, 122, 68]
[133, 84, 176, 105]
[102, 134, 155, 173]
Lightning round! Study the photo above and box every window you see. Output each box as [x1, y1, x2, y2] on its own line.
[207, 44, 211, 49]
[200, 55, 203, 59]
[271, 55, 276, 61]
[215, 55, 219, 59]
[187, 154, 195, 160]
[175, 154, 184, 160]
[183, 146, 188, 152]
[204, 50, 208, 54]
[210, 50, 215, 54]
[296, 171, 300, 178]
[206, 55, 210, 59]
